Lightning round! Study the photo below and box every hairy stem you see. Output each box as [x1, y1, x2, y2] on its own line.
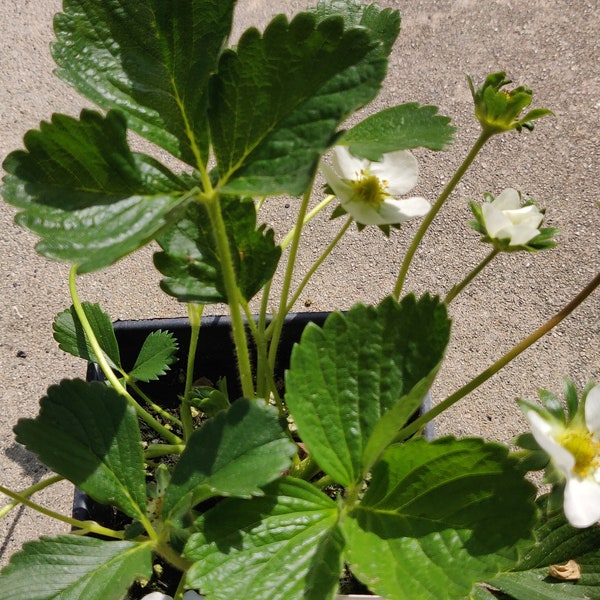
[444, 248, 499, 304]
[204, 198, 254, 398]
[394, 130, 492, 299]
[69, 267, 182, 446]
[398, 271, 600, 439]
[0, 475, 63, 519]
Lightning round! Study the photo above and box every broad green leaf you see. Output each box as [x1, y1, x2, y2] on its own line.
[162, 399, 296, 520]
[343, 437, 537, 600]
[14, 379, 147, 521]
[1, 110, 193, 273]
[211, 11, 388, 196]
[185, 477, 344, 600]
[53, 302, 121, 370]
[341, 103, 456, 161]
[0, 535, 152, 600]
[154, 197, 281, 304]
[285, 295, 451, 487]
[129, 330, 178, 382]
[52, 0, 235, 166]
[487, 508, 600, 599]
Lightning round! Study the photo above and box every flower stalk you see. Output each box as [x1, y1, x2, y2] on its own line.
[398, 271, 600, 440]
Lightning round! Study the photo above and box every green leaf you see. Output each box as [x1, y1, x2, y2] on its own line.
[1, 110, 192, 273]
[52, 0, 235, 166]
[0, 535, 152, 600]
[154, 197, 281, 303]
[185, 477, 344, 600]
[129, 330, 178, 382]
[343, 437, 537, 600]
[312, 0, 401, 56]
[162, 399, 297, 520]
[53, 302, 121, 370]
[211, 11, 388, 196]
[341, 103, 456, 161]
[14, 379, 147, 521]
[285, 294, 451, 487]
[487, 508, 600, 599]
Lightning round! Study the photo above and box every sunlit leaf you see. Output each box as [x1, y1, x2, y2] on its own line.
[185, 477, 344, 600]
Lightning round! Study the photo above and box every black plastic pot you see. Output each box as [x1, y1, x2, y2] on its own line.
[74, 312, 432, 597]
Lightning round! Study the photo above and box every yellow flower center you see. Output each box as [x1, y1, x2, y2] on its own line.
[557, 428, 600, 478]
[349, 172, 389, 207]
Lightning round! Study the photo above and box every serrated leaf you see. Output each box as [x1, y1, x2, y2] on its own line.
[285, 294, 451, 487]
[211, 11, 389, 196]
[162, 399, 296, 520]
[312, 0, 401, 56]
[52, 0, 235, 166]
[53, 302, 121, 370]
[343, 437, 537, 600]
[0, 535, 152, 600]
[487, 508, 600, 599]
[14, 379, 146, 521]
[154, 197, 281, 303]
[185, 477, 344, 600]
[129, 330, 178, 382]
[1, 110, 193, 272]
[341, 103, 456, 161]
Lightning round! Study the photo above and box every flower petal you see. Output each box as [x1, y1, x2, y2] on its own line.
[371, 150, 419, 195]
[491, 188, 521, 210]
[564, 476, 600, 528]
[331, 146, 368, 180]
[504, 224, 541, 246]
[481, 204, 513, 238]
[503, 205, 544, 229]
[320, 160, 353, 202]
[585, 385, 600, 437]
[526, 410, 575, 476]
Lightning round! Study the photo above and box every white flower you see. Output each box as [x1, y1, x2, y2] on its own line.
[481, 188, 543, 246]
[141, 591, 204, 600]
[526, 385, 600, 528]
[320, 146, 430, 225]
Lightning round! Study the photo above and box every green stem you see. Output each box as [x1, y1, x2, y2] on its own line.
[394, 130, 492, 299]
[0, 475, 63, 519]
[280, 195, 335, 250]
[268, 183, 314, 370]
[204, 198, 254, 398]
[0, 484, 125, 539]
[144, 444, 186, 459]
[126, 379, 182, 427]
[397, 271, 600, 440]
[181, 303, 203, 440]
[444, 248, 499, 304]
[285, 216, 353, 313]
[68, 267, 182, 446]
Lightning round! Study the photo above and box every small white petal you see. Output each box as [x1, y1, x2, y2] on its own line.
[526, 411, 575, 476]
[331, 146, 368, 179]
[564, 476, 600, 528]
[504, 224, 541, 246]
[320, 161, 353, 201]
[491, 188, 521, 210]
[503, 205, 544, 229]
[141, 593, 172, 600]
[371, 150, 419, 196]
[380, 197, 430, 222]
[481, 204, 513, 238]
[585, 386, 600, 437]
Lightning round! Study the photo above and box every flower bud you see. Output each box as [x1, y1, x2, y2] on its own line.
[467, 71, 552, 134]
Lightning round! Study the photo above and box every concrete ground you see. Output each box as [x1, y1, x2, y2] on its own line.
[1, 0, 598, 569]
